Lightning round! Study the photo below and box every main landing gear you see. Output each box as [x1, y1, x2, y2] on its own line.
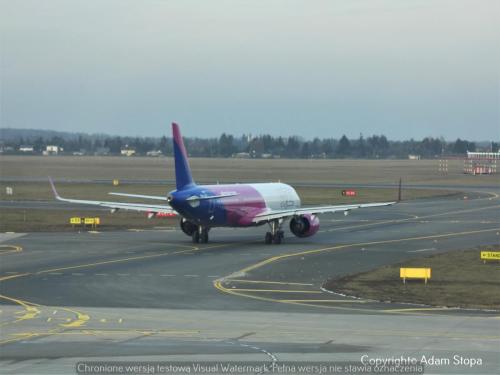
[192, 226, 209, 244]
[265, 219, 284, 245]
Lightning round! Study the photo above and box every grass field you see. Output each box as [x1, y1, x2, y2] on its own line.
[0, 181, 454, 203]
[0, 181, 455, 232]
[1, 155, 498, 186]
[0, 155, 484, 232]
[0, 208, 178, 233]
[323, 247, 500, 310]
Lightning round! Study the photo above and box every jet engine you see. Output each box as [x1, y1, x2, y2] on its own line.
[289, 214, 320, 238]
[180, 218, 197, 236]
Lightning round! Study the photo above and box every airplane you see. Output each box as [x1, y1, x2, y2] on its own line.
[49, 122, 397, 244]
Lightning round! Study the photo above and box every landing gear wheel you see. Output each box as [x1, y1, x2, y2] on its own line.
[200, 229, 209, 243]
[264, 232, 273, 244]
[272, 231, 283, 244]
[192, 230, 200, 243]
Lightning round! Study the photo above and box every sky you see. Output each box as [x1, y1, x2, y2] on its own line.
[1, 0, 499, 140]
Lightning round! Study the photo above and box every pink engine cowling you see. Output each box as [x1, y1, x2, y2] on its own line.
[289, 214, 320, 238]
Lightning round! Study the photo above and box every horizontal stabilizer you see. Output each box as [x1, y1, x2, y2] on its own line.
[48, 177, 176, 215]
[109, 192, 168, 201]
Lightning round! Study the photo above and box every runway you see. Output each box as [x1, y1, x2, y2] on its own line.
[1, 189, 499, 374]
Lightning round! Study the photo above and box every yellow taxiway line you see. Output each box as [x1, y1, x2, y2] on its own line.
[0, 245, 23, 255]
[0, 241, 238, 346]
[228, 279, 314, 286]
[225, 288, 322, 294]
[215, 227, 500, 315]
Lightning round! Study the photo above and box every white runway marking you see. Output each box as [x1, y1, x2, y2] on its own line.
[408, 248, 436, 253]
[0, 233, 26, 243]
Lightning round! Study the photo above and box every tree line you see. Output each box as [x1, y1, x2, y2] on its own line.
[2, 129, 497, 159]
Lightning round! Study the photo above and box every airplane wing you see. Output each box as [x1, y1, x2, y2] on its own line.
[109, 192, 238, 201]
[49, 178, 177, 215]
[252, 201, 395, 223]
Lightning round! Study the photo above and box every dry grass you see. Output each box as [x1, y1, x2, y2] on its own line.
[324, 247, 500, 310]
[0, 156, 472, 231]
[0, 208, 177, 232]
[0, 182, 455, 232]
[0, 181, 455, 204]
[1, 155, 497, 186]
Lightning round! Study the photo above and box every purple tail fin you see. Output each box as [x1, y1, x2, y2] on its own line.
[172, 122, 195, 190]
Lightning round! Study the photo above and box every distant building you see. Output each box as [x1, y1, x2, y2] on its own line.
[467, 151, 500, 160]
[464, 151, 499, 175]
[19, 145, 34, 153]
[408, 154, 421, 160]
[146, 150, 163, 157]
[43, 145, 62, 156]
[94, 147, 110, 156]
[0, 146, 14, 153]
[121, 146, 136, 156]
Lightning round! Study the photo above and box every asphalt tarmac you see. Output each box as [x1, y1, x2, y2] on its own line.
[1, 189, 499, 374]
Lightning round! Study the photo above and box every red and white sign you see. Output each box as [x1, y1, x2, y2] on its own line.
[342, 190, 357, 197]
[146, 211, 176, 218]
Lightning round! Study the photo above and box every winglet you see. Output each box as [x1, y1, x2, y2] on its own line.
[48, 177, 61, 200]
[172, 122, 195, 190]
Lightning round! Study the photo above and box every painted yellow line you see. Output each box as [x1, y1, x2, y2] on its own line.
[59, 307, 90, 328]
[214, 280, 378, 313]
[228, 279, 314, 286]
[215, 227, 500, 314]
[0, 245, 23, 255]
[279, 299, 367, 303]
[226, 288, 322, 294]
[214, 280, 280, 303]
[0, 294, 41, 325]
[0, 333, 39, 345]
[9, 329, 200, 337]
[324, 204, 500, 233]
[216, 279, 473, 314]
[0, 242, 237, 345]
[35, 243, 228, 275]
[382, 307, 460, 313]
[242, 227, 500, 275]
[0, 273, 29, 282]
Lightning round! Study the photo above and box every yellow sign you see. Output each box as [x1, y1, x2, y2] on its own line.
[94, 217, 100, 225]
[70, 217, 81, 225]
[400, 268, 431, 284]
[84, 218, 95, 225]
[481, 251, 500, 260]
[113, 179, 120, 186]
